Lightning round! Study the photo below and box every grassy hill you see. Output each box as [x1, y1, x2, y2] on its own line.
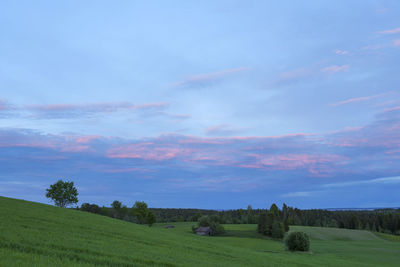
[1, 196, 400, 266]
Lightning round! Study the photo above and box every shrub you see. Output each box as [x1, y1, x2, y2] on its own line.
[285, 232, 310, 252]
[214, 224, 226, 235]
[195, 215, 225, 236]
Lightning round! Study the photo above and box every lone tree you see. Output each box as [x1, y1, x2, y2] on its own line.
[46, 180, 78, 208]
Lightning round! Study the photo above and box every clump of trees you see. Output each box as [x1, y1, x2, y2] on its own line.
[283, 207, 400, 235]
[80, 203, 109, 216]
[285, 232, 310, 252]
[111, 200, 129, 220]
[258, 204, 289, 239]
[46, 180, 78, 208]
[80, 200, 156, 227]
[192, 215, 225, 236]
[131, 201, 156, 227]
[150, 205, 400, 236]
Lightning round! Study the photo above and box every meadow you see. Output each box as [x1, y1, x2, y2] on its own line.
[1, 196, 400, 266]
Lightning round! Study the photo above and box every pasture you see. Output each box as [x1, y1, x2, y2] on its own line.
[1, 196, 399, 266]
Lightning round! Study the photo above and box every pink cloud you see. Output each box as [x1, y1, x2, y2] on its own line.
[240, 153, 347, 176]
[0, 132, 104, 153]
[331, 92, 391, 107]
[171, 67, 249, 88]
[107, 143, 193, 161]
[378, 27, 400, 34]
[178, 137, 230, 145]
[75, 135, 100, 144]
[393, 39, 400, 47]
[321, 65, 349, 73]
[385, 106, 400, 112]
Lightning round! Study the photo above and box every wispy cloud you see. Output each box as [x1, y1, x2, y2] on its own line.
[0, 100, 169, 119]
[361, 44, 384, 51]
[169, 113, 192, 123]
[281, 191, 313, 198]
[322, 176, 400, 188]
[275, 67, 312, 85]
[171, 67, 249, 89]
[321, 65, 349, 74]
[393, 39, 400, 47]
[334, 49, 349, 55]
[378, 27, 400, 34]
[0, 99, 15, 112]
[205, 124, 242, 136]
[0, 100, 7, 111]
[330, 92, 391, 107]
[27, 102, 168, 117]
[384, 105, 400, 112]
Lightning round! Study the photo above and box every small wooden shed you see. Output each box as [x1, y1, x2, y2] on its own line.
[195, 226, 211, 236]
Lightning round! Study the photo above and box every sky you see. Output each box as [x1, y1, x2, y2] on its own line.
[1, 1, 400, 209]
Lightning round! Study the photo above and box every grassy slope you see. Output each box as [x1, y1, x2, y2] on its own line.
[1, 197, 399, 266]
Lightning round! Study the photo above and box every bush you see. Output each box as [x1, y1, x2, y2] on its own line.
[285, 232, 310, 252]
[195, 215, 225, 236]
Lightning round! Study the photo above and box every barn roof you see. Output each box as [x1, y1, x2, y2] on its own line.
[196, 226, 211, 232]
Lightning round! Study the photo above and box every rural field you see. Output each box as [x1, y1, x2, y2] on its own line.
[1, 196, 400, 266]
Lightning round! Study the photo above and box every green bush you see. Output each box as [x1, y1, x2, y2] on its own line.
[195, 215, 225, 236]
[284, 232, 310, 252]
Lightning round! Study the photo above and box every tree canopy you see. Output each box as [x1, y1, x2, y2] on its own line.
[45, 180, 78, 208]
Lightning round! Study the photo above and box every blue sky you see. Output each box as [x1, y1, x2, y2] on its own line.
[1, 1, 400, 209]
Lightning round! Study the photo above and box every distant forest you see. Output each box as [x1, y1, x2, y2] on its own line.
[79, 203, 400, 235]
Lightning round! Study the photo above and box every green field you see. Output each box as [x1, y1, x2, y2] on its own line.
[1, 196, 400, 266]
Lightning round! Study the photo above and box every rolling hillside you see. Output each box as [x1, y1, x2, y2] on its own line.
[1, 196, 399, 266]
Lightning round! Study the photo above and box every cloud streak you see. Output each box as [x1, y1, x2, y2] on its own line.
[0, 100, 169, 119]
[334, 49, 349, 55]
[378, 27, 400, 34]
[26, 102, 168, 118]
[171, 67, 249, 88]
[321, 65, 349, 74]
[322, 176, 400, 188]
[330, 92, 392, 107]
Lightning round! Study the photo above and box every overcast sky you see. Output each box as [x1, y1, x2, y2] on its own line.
[1, 1, 400, 209]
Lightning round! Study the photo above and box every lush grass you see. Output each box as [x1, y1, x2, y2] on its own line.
[1, 196, 400, 266]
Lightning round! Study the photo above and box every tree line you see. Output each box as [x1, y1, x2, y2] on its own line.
[79, 200, 156, 226]
[45, 180, 400, 235]
[79, 202, 400, 235]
